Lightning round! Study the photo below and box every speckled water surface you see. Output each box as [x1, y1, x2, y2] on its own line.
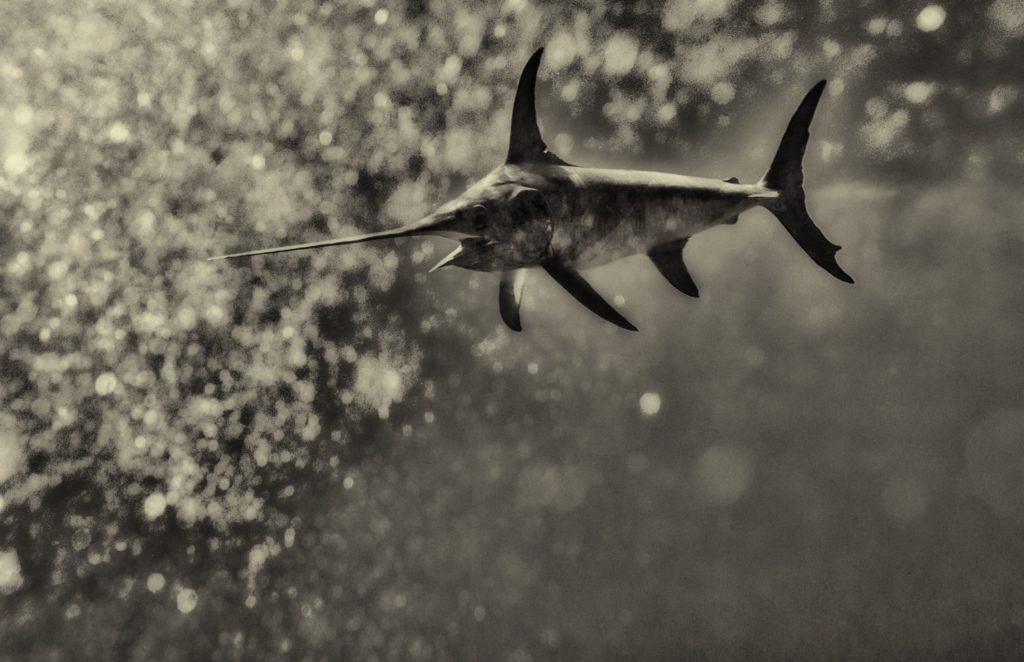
[2, 2, 1024, 660]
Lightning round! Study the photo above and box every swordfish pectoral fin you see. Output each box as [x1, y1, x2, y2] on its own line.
[498, 269, 528, 332]
[648, 239, 699, 298]
[542, 261, 638, 332]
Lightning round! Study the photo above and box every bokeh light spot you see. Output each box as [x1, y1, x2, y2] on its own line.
[0, 550, 24, 595]
[143, 492, 167, 520]
[176, 588, 199, 614]
[107, 122, 130, 143]
[639, 392, 662, 416]
[0, 431, 27, 484]
[3, 153, 29, 176]
[146, 573, 166, 593]
[603, 33, 639, 77]
[710, 81, 736, 105]
[916, 5, 946, 32]
[904, 81, 936, 104]
[94, 372, 118, 396]
[988, 0, 1024, 35]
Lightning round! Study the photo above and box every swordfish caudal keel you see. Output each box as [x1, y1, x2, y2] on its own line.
[209, 47, 852, 334]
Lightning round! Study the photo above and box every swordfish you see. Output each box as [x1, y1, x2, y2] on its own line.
[210, 48, 853, 331]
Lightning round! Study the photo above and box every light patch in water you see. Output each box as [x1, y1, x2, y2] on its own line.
[711, 81, 735, 105]
[916, 5, 946, 32]
[881, 476, 930, 523]
[176, 587, 199, 614]
[966, 410, 1024, 522]
[353, 356, 409, 419]
[143, 492, 167, 520]
[603, 33, 639, 77]
[694, 444, 754, 505]
[0, 427, 27, 484]
[146, 573, 166, 593]
[639, 392, 662, 416]
[904, 81, 936, 104]
[0, 549, 23, 594]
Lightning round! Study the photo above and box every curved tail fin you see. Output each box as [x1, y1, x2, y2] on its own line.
[757, 80, 854, 284]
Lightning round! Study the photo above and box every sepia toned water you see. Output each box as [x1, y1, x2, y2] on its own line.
[2, 1, 1023, 659]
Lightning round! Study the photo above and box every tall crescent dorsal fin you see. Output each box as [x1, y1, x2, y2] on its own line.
[506, 48, 572, 166]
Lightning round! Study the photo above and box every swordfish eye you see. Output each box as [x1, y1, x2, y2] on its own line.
[470, 204, 488, 231]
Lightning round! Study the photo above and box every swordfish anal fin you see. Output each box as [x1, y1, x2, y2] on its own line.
[542, 261, 638, 332]
[506, 48, 572, 166]
[499, 269, 528, 331]
[648, 239, 699, 298]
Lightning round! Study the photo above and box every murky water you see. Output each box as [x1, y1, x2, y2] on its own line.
[2, 2, 1024, 659]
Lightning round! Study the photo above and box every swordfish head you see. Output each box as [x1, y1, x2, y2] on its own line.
[416, 169, 554, 272]
[413, 46, 578, 274]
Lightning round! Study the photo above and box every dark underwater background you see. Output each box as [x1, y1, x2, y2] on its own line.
[2, 1, 1024, 659]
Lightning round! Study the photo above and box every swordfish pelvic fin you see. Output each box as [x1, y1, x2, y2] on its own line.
[648, 239, 699, 298]
[542, 261, 638, 332]
[506, 48, 572, 166]
[499, 269, 528, 331]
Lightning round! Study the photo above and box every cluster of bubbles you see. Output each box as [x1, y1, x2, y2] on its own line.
[1, 0, 1023, 659]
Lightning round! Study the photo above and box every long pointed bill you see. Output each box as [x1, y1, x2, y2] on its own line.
[208, 213, 461, 261]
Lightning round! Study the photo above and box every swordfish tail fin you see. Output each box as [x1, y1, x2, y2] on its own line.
[757, 80, 854, 284]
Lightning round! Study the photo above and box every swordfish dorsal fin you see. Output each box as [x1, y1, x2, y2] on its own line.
[506, 48, 572, 166]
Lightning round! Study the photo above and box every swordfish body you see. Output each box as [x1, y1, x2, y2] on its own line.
[211, 48, 853, 331]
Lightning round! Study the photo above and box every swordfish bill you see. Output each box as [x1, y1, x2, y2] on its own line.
[210, 47, 853, 332]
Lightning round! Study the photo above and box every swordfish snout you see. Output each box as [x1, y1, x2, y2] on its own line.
[210, 47, 853, 333]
